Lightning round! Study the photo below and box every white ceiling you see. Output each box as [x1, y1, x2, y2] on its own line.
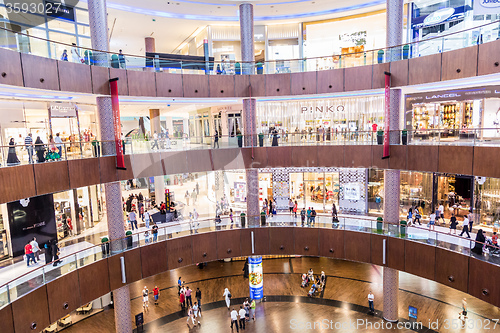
[105, 0, 387, 55]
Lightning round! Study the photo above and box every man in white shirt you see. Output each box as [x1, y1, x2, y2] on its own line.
[460, 216, 470, 238]
[230, 308, 239, 332]
[151, 131, 159, 150]
[438, 204, 445, 223]
[129, 210, 137, 230]
[54, 133, 63, 158]
[30, 237, 40, 261]
[368, 291, 374, 314]
[143, 211, 150, 228]
[238, 306, 246, 330]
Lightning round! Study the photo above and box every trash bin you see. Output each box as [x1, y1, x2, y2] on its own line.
[376, 217, 383, 233]
[240, 213, 246, 228]
[258, 134, 264, 147]
[237, 134, 243, 147]
[377, 131, 384, 145]
[377, 49, 384, 64]
[126, 231, 133, 249]
[400, 220, 407, 237]
[101, 237, 109, 256]
[402, 130, 407, 145]
[260, 211, 266, 226]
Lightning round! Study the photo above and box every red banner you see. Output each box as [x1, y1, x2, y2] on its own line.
[109, 78, 126, 169]
[383, 72, 391, 159]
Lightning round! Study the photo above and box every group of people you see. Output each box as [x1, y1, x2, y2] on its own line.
[24, 238, 61, 267]
[227, 293, 256, 332]
[184, 187, 199, 206]
[301, 268, 326, 297]
[150, 129, 171, 150]
[176, 278, 202, 327]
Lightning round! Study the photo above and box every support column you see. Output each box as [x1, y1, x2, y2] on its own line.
[145, 37, 156, 71]
[382, 0, 403, 324]
[239, 3, 254, 75]
[149, 109, 161, 137]
[246, 169, 259, 226]
[90, 1, 131, 329]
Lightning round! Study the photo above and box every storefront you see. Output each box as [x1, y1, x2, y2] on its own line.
[256, 95, 384, 137]
[406, 85, 500, 142]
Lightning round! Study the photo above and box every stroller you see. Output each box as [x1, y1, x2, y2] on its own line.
[301, 274, 309, 288]
[45, 149, 60, 161]
[485, 239, 500, 257]
[308, 283, 317, 297]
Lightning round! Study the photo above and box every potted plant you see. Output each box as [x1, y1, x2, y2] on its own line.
[401, 129, 408, 145]
[126, 230, 133, 248]
[377, 130, 384, 145]
[258, 133, 264, 147]
[376, 217, 383, 233]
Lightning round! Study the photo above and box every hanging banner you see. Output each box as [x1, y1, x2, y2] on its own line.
[248, 256, 263, 300]
[383, 72, 391, 159]
[110, 78, 126, 170]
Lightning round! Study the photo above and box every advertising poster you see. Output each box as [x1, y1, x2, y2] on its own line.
[7, 194, 57, 257]
[234, 182, 246, 202]
[344, 183, 361, 201]
[409, 306, 418, 320]
[249, 256, 263, 299]
[109, 78, 126, 169]
[383, 72, 391, 158]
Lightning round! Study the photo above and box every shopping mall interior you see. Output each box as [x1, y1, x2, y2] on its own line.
[1, 0, 500, 332]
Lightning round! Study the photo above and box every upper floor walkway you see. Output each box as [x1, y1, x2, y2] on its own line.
[1, 22, 500, 99]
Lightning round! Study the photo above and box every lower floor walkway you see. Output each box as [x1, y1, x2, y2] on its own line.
[60, 257, 500, 333]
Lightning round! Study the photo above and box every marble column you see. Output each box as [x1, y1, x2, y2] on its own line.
[381, 0, 403, 324]
[242, 98, 257, 147]
[239, 3, 254, 75]
[90, 2, 132, 330]
[145, 37, 156, 71]
[246, 169, 260, 226]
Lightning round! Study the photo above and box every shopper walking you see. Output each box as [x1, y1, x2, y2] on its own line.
[185, 286, 193, 307]
[196, 287, 202, 310]
[7, 138, 20, 165]
[179, 289, 186, 311]
[449, 213, 458, 234]
[30, 237, 40, 261]
[25, 133, 33, 163]
[239, 306, 246, 330]
[54, 133, 63, 159]
[51, 240, 61, 266]
[142, 286, 149, 311]
[44, 243, 52, 263]
[34, 136, 46, 163]
[153, 285, 160, 305]
[178, 277, 182, 294]
[250, 299, 256, 321]
[118, 49, 127, 69]
[24, 241, 36, 266]
[192, 302, 201, 325]
[61, 49, 68, 61]
[230, 308, 239, 332]
[301, 207, 306, 226]
[213, 129, 219, 148]
[367, 291, 375, 314]
[459, 298, 468, 320]
[143, 210, 150, 228]
[472, 229, 485, 255]
[459, 215, 471, 238]
[128, 210, 137, 230]
[223, 288, 231, 309]
[152, 223, 158, 242]
[185, 190, 190, 206]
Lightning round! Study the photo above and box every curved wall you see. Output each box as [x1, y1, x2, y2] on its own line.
[1, 42, 500, 98]
[1, 144, 500, 205]
[1, 227, 498, 333]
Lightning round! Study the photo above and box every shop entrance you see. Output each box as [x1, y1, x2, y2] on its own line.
[436, 174, 473, 218]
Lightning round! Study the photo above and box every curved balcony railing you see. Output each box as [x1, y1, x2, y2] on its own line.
[0, 212, 498, 310]
[2, 128, 500, 168]
[0, 20, 499, 75]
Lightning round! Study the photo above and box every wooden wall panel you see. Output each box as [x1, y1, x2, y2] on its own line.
[408, 53, 441, 85]
[388, 145, 407, 170]
[78, 259, 110, 305]
[242, 147, 268, 169]
[166, 237, 193, 270]
[269, 227, 295, 255]
[156, 72, 183, 97]
[98, 156, 118, 183]
[370, 234, 387, 266]
[290, 71, 317, 95]
[435, 248, 468, 293]
[116, 154, 134, 182]
[12, 286, 49, 333]
[265, 73, 291, 96]
[472, 147, 500, 178]
[216, 230, 242, 259]
[294, 228, 319, 256]
[109, 68, 128, 95]
[344, 65, 372, 91]
[372, 145, 389, 170]
[407, 145, 439, 172]
[57, 61, 92, 93]
[21, 53, 59, 90]
[266, 146, 292, 168]
[34, 160, 70, 195]
[209, 75, 235, 97]
[291, 146, 317, 167]
[68, 158, 100, 189]
[0, 164, 36, 204]
[441, 46, 478, 81]
[249, 75, 266, 97]
[211, 148, 244, 171]
[108, 248, 142, 290]
[91, 66, 110, 95]
[182, 74, 209, 98]
[344, 231, 371, 263]
[0, 304, 14, 333]
[46, 271, 81, 322]
[141, 241, 168, 278]
[317, 68, 344, 94]
[404, 241, 435, 281]
[0, 48, 23, 87]
[372, 63, 390, 89]
[240, 228, 270, 256]
[390, 59, 408, 87]
[129, 152, 164, 178]
[186, 150, 213, 173]
[344, 145, 372, 168]
[319, 229, 344, 259]
[317, 146, 344, 168]
[438, 146, 473, 175]
[192, 233, 217, 263]
[127, 70, 156, 97]
[387, 237, 405, 271]
[234, 75, 250, 97]
[468, 258, 500, 307]
[477, 39, 500, 76]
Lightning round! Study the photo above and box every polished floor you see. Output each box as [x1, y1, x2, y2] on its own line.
[60, 257, 500, 333]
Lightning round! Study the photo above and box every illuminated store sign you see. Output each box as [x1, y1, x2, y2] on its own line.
[301, 105, 345, 113]
[423, 8, 455, 26]
[49, 103, 77, 117]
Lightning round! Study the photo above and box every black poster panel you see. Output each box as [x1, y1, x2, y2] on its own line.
[7, 194, 57, 257]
